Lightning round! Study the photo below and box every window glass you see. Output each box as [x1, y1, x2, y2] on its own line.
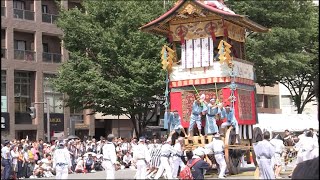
[13, 0, 25, 10]
[1, 70, 6, 96]
[43, 73, 64, 113]
[42, 5, 48, 14]
[54, 95, 63, 113]
[14, 71, 31, 112]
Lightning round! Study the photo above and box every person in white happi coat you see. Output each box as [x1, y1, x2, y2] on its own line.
[53, 141, 72, 179]
[133, 137, 151, 179]
[154, 137, 177, 179]
[295, 131, 318, 163]
[171, 137, 186, 178]
[205, 133, 227, 179]
[270, 134, 285, 179]
[254, 131, 275, 179]
[102, 134, 117, 179]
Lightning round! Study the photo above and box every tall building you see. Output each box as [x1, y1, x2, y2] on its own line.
[255, 84, 282, 114]
[1, 0, 86, 141]
[255, 83, 317, 115]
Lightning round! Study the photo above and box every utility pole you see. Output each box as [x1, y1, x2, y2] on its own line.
[32, 101, 50, 143]
[46, 99, 50, 143]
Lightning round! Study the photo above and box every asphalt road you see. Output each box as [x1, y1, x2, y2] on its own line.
[32, 165, 293, 179]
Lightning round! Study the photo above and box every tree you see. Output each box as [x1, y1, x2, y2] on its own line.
[53, 1, 175, 137]
[226, 0, 319, 113]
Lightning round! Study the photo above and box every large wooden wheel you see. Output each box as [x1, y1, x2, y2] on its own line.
[224, 126, 242, 175]
[251, 127, 263, 166]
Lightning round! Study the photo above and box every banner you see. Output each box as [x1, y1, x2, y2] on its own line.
[181, 37, 214, 69]
[237, 89, 253, 120]
[170, 20, 245, 42]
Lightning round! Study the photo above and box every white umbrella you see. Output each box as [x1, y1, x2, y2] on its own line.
[83, 152, 97, 157]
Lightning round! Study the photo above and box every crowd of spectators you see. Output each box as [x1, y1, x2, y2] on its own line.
[1, 134, 168, 179]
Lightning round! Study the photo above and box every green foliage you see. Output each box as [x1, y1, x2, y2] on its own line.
[53, 1, 175, 134]
[226, 0, 319, 113]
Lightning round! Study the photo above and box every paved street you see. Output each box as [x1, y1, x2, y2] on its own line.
[32, 164, 293, 179]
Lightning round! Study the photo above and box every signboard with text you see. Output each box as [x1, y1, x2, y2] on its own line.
[1, 112, 9, 131]
[44, 113, 64, 132]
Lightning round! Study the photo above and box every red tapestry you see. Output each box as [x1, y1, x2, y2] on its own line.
[237, 89, 252, 120]
[181, 89, 224, 121]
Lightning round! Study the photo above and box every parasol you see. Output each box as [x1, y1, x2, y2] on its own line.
[67, 135, 80, 140]
[83, 152, 97, 157]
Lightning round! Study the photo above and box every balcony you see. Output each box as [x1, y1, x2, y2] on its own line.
[1, 48, 6, 59]
[14, 50, 35, 61]
[43, 52, 62, 63]
[1, 6, 5, 17]
[42, 13, 58, 24]
[13, 9, 34, 21]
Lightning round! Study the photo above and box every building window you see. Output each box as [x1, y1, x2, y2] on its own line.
[14, 40, 26, 50]
[43, 43, 49, 53]
[42, 5, 48, 14]
[14, 71, 32, 113]
[1, 70, 6, 96]
[1, 70, 7, 112]
[43, 74, 64, 113]
[281, 95, 293, 106]
[13, 0, 25, 10]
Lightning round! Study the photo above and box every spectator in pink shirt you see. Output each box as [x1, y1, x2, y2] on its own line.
[31, 143, 39, 161]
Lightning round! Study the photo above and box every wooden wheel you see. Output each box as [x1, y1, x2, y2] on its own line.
[251, 127, 263, 166]
[224, 126, 242, 175]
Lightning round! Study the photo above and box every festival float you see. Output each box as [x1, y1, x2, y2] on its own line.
[140, 0, 269, 174]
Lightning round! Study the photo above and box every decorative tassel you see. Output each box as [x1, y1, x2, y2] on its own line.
[222, 18, 228, 37]
[209, 22, 216, 42]
[167, 31, 173, 43]
[178, 25, 185, 45]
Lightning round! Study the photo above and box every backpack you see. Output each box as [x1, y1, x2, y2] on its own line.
[179, 158, 201, 180]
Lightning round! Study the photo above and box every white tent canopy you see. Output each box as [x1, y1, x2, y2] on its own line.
[254, 113, 319, 132]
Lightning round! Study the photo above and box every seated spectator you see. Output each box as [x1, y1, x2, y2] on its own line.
[93, 156, 104, 171]
[30, 160, 44, 178]
[41, 154, 54, 177]
[122, 151, 133, 168]
[85, 154, 94, 173]
[75, 157, 85, 173]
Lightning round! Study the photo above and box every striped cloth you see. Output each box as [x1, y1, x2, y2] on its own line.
[150, 145, 162, 168]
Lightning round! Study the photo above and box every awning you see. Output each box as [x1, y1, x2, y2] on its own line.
[254, 113, 319, 132]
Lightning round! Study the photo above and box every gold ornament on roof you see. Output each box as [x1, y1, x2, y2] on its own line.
[180, 3, 202, 15]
